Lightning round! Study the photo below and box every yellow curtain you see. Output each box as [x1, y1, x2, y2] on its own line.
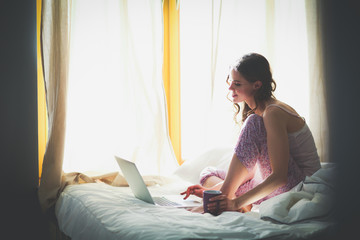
[163, 0, 182, 165]
[37, 0, 47, 181]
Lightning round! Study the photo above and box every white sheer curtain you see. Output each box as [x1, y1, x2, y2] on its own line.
[38, 0, 71, 212]
[180, 0, 324, 161]
[63, 0, 177, 176]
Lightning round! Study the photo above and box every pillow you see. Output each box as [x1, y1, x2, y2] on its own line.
[174, 148, 233, 184]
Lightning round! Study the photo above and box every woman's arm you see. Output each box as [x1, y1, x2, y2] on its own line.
[232, 171, 287, 210]
[209, 171, 288, 212]
[209, 108, 290, 212]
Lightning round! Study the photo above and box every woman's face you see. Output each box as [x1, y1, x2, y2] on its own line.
[228, 69, 256, 103]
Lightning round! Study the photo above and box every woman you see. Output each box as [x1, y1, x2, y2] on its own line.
[181, 53, 321, 214]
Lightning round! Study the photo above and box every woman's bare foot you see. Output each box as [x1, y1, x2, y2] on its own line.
[239, 204, 252, 213]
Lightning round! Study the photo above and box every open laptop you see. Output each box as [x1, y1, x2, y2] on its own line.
[115, 156, 202, 208]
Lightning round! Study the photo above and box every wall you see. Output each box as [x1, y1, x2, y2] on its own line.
[322, 0, 360, 239]
[0, 0, 48, 239]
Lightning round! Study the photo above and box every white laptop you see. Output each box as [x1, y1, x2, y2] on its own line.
[115, 156, 202, 208]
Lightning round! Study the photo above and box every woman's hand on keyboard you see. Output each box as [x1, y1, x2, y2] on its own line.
[181, 185, 208, 199]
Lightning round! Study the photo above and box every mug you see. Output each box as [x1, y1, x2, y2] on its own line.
[203, 190, 222, 215]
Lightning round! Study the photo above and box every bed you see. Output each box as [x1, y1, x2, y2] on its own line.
[55, 148, 335, 240]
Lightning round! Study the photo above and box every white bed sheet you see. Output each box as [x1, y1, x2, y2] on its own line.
[55, 176, 333, 240]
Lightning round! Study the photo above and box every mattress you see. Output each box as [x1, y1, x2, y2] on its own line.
[55, 175, 333, 240]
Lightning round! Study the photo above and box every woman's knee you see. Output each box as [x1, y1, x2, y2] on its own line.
[243, 114, 266, 136]
[234, 114, 268, 173]
[202, 176, 223, 188]
[199, 167, 226, 186]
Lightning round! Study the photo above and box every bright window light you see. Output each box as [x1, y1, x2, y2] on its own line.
[63, 0, 174, 175]
[180, 0, 309, 161]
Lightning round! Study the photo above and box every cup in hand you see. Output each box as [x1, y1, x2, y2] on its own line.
[203, 190, 222, 215]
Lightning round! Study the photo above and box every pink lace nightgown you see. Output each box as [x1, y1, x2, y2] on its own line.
[200, 105, 321, 205]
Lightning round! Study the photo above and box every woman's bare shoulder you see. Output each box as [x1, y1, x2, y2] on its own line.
[266, 100, 300, 116]
[262, 101, 289, 131]
[263, 101, 288, 118]
[264, 100, 305, 133]
[263, 105, 287, 126]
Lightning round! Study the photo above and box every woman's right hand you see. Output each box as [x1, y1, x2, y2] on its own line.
[180, 184, 207, 200]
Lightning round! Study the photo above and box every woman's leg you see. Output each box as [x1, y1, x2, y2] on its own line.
[199, 157, 256, 212]
[221, 114, 267, 199]
[200, 167, 226, 189]
[199, 114, 267, 208]
[202, 176, 223, 189]
[220, 154, 255, 198]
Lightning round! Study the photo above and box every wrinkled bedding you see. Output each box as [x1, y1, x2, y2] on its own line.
[260, 164, 335, 224]
[55, 164, 334, 240]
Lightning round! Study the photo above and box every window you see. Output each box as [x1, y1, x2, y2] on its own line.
[179, 0, 310, 161]
[38, 0, 314, 175]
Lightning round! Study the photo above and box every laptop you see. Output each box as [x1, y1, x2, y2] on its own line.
[115, 156, 202, 208]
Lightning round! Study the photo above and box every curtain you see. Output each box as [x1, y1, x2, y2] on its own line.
[38, 0, 104, 214]
[180, 0, 328, 162]
[38, 0, 72, 212]
[38, 0, 178, 212]
[305, 0, 329, 162]
[64, 0, 177, 175]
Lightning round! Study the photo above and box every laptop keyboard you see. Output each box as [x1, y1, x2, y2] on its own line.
[153, 197, 181, 206]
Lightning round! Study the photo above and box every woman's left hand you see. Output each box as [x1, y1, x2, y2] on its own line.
[206, 194, 238, 215]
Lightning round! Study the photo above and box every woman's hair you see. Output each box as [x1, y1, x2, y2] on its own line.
[227, 53, 277, 123]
